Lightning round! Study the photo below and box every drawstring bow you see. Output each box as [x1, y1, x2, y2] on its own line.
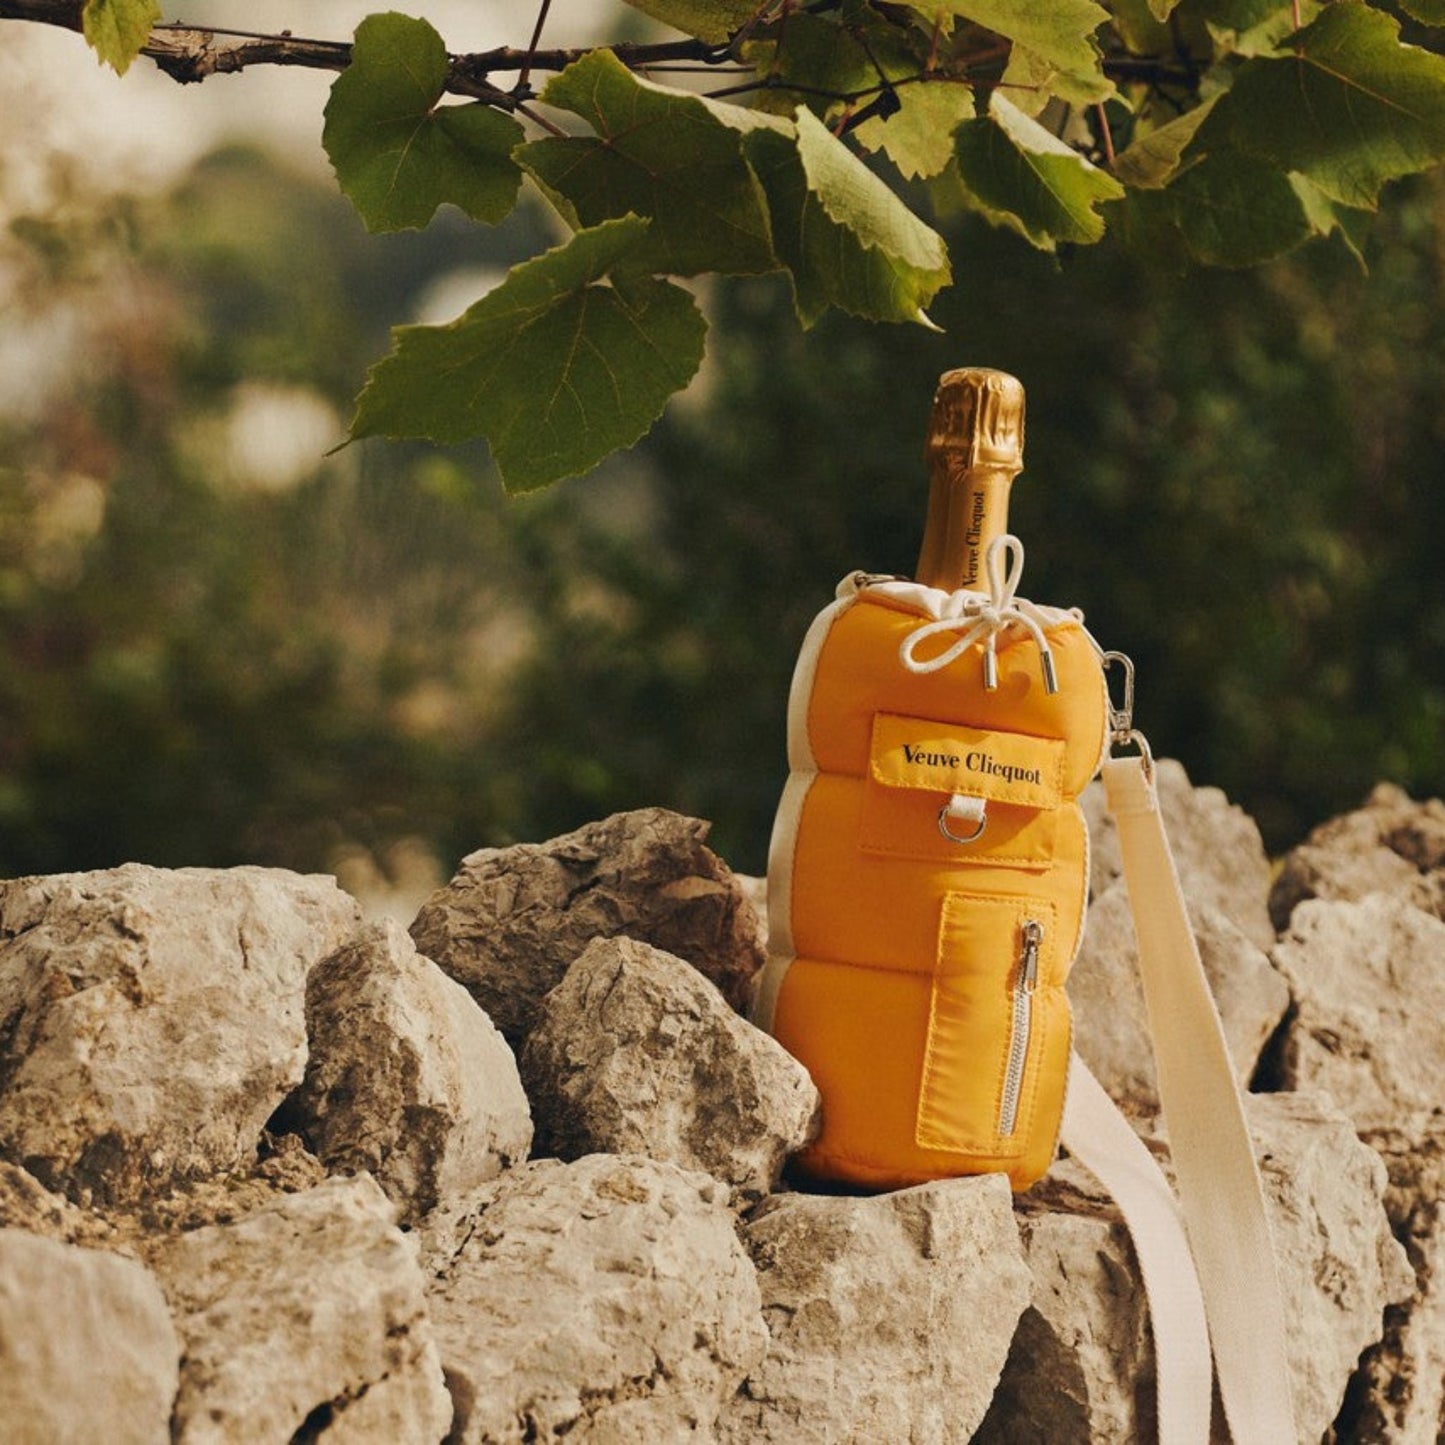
[898, 534, 1059, 694]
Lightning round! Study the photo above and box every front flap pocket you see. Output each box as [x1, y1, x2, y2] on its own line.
[916, 892, 1062, 1158]
[870, 712, 1066, 810]
[861, 713, 1064, 866]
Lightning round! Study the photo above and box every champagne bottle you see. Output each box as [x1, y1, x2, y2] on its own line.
[914, 368, 1025, 592]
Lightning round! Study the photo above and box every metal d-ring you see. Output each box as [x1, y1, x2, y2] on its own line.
[937, 805, 987, 845]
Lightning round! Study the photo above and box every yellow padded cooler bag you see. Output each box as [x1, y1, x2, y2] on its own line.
[753, 538, 1106, 1191]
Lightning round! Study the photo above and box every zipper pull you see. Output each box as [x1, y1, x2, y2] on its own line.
[1020, 919, 1044, 992]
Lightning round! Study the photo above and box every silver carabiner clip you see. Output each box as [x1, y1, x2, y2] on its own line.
[1101, 651, 1135, 744]
[1101, 650, 1154, 779]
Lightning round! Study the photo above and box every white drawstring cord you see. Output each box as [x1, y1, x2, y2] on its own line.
[898, 535, 1059, 694]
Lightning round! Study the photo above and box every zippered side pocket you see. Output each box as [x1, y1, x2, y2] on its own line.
[917, 894, 1064, 1158]
[999, 919, 1044, 1137]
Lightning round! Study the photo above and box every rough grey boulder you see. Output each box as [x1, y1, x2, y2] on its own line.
[520, 935, 819, 1203]
[283, 920, 532, 1225]
[977, 1094, 1409, 1443]
[720, 1174, 1028, 1444]
[1272, 895, 1445, 1139]
[0, 1227, 179, 1445]
[1069, 883, 1291, 1114]
[152, 1174, 451, 1445]
[410, 808, 765, 1042]
[1082, 758, 1274, 949]
[1270, 783, 1445, 931]
[423, 1153, 767, 1443]
[0, 865, 359, 1204]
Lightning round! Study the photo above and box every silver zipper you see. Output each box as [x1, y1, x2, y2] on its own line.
[998, 919, 1044, 1137]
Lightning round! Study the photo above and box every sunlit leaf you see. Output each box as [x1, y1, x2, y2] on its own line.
[855, 80, 976, 179]
[620, 0, 758, 45]
[82, 0, 159, 74]
[1216, 0, 1445, 208]
[954, 93, 1124, 248]
[745, 107, 952, 326]
[1290, 175, 1373, 265]
[517, 50, 777, 277]
[1398, 0, 1445, 23]
[323, 12, 523, 233]
[936, 0, 1113, 99]
[351, 217, 707, 491]
[1200, 0, 1322, 57]
[997, 45, 1056, 118]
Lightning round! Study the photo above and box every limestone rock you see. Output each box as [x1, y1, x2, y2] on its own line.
[1333, 1134, 1445, 1443]
[411, 808, 765, 1042]
[1251, 1094, 1413, 1438]
[1272, 895, 1445, 1139]
[721, 1174, 1028, 1444]
[424, 1154, 766, 1443]
[974, 1162, 1153, 1445]
[152, 1174, 451, 1445]
[0, 1159, 113, 1247]
[1069, 884, 1291, 1113]
[1270, 784, 1445, 930]
[977, 1094, 1408, 1443]
[1082, 758, 1274, 949]
[119, 1132, 329, 1247]
[520, 936, 819, 1203]
[0, 1228, 179, 1444]
[0, 865, 359, 1204]
[284, 920, 532, 1225]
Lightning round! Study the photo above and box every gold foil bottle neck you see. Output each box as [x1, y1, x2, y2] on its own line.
[926, 368, 1025, 471]
[915, 367, 1026, 592]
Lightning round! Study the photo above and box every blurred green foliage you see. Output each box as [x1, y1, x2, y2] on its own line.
[1, 145, 1442, 883]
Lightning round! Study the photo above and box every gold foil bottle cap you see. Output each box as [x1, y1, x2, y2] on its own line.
[926, 368, 1025, 470]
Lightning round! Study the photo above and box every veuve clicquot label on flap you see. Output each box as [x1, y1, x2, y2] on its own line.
[869, 712, 1066, 810]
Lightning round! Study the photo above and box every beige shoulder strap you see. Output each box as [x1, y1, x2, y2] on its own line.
[1060, 751, 1297, 1445]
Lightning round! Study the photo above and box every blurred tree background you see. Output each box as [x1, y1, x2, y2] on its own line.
[2, 138, 1442, 892]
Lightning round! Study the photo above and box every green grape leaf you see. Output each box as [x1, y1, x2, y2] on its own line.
[620, 0, 758, 45]
[939, 0, 1112, 98]
[854, 80, 977, 179]
[324, 12, 524, 234]
[1216, 0, 1445, 208]
[1113, 98, 1217, 188]
[741, 13, 876, 119]
[516, 51, 776, 278]
[953, 93, 1124, 248]
[1399, 0, 1445, 23]
[1157, 149, 1311, 265]
[745, 108, 952, 327]
[1108, 0, 1172, 53]
[1203, 0, 1322, 58]
[350, 217, 707, 491]
[82, 0, 159, 74]
[1290, 174, 1373, 264]
[1147, 0, 1184, 19]
[997, 45, 1056, 118]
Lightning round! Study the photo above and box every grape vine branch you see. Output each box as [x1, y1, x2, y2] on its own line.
[5, 0, 1445, 491]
